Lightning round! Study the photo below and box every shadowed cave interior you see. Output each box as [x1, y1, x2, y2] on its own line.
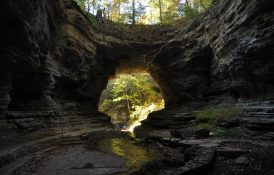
[1, 0, 274, 174]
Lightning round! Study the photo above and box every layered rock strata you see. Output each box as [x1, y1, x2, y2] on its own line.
[0, 0, 274, 168]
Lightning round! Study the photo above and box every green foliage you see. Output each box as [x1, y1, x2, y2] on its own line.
[74, 0, 87, 11]
[195, 107, 243, 138]
[195, 107, 242, 124]
[197, 123, 216, 131]
[73, 0, 214, 25]
[197, 123, 243, 138]
[182, 4, 199, 19]
[98, 73, 164, 124]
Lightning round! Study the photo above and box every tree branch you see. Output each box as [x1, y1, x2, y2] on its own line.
[200, 0, 208, 11]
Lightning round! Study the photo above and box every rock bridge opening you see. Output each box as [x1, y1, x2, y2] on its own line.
[98, 71, 165, 132]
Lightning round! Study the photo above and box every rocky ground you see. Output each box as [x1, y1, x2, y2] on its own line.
[12, 145, 128, 175]
[2, 131, 274, 175]
[139, 130, 274, 175]
[6, 135, 164, 175]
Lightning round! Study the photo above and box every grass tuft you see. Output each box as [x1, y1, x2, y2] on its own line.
[195, 107, 242, 124]
[195, 107, 243, 137]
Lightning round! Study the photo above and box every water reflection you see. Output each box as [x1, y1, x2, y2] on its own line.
[96, 138, 161, 172]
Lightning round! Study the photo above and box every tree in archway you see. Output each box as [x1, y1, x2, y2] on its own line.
[99, 74, 164, 124]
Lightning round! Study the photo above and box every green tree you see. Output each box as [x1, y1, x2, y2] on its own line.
[74, 0, 87, 11]
[74, 0, 213, 24]
[99, 74, 164, 125]
[131, 0, 136, 25]
[158, 0, 163, 23]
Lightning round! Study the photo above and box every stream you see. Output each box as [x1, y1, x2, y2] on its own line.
[12, 137, 164, 175]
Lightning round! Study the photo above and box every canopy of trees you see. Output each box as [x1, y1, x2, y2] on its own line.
[74, 0, 213, 24]
[98, 73, 164, 129]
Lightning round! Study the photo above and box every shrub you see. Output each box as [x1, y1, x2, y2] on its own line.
[197, 124, 242, 138]
[196, 123, 216, 131]
[195, 107, 243, 137]
[195, 107, 242, 124]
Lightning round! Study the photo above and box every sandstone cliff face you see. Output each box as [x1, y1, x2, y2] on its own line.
[206, 0, 274, 101]
[0, 0, 274, 163]
[149, 0, 274, 106]
[136, 0, 274, 132]
[0, 0, 114, 150]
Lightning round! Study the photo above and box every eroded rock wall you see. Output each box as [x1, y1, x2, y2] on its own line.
[149, 0, 274, 107]
[206, 0, 274, 102]
[0, 0, 113, 151]
[135, 0, 274, 132]
[0, 0, 274, 162]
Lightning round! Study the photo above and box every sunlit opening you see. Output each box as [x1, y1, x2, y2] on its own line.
[98, 73, 165, 132]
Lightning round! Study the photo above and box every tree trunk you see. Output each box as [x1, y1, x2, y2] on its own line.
[125, 85, 131, 115]
[87, 0, 90, 14]
[92, 0, 96, 14]
[118, 0, 121, 22]
[132, 0, 136, 25]
[200, 0, 208, 11]
[158, 0, 162, 23]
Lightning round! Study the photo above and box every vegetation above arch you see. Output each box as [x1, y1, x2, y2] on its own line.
[74, 0, 214, 25]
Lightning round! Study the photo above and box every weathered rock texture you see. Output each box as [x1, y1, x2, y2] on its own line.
[0, 0, 115, 163]
[136, 0, 274, 135]
[0, 0, 274, 168]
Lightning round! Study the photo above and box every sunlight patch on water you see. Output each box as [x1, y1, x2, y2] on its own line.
[96, 138, 161, 171]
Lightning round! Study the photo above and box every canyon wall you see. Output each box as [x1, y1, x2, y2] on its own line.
[0, 0, 274, 165]
[149, 0, 274, 106]
[136, 0, 274, 132]
[0, 0, 115, 151]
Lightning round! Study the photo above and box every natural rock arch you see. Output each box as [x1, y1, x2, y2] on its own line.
[0, 0, 274, 161]
[96, 39, 214, 108]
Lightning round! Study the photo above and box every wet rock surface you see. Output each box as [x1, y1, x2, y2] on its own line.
[12, 145, 128, 175]
[1, 132, 274, 175]
[136, 131, 274, 175]
[10, 137, 165, 175]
